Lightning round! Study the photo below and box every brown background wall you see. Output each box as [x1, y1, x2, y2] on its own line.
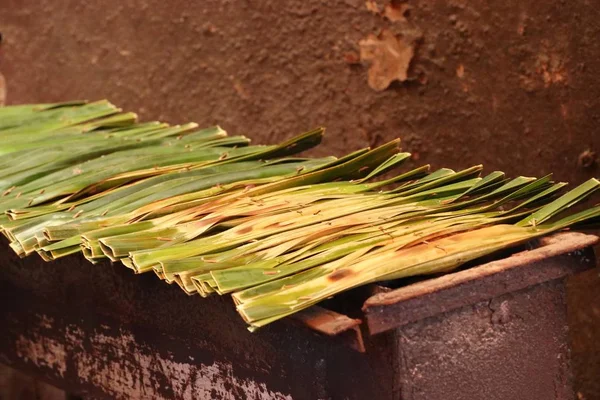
[0, 0, 598, 398]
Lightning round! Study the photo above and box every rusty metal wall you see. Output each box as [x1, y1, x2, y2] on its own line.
[0, 0, 599, 397]
[362, 233, 598, 400]
[1, 230, 596, 399]
[393, 280, 574, 400]
[0, 249, 397, 400]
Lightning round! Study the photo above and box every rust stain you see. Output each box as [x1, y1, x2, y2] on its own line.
[517, 11, 527, 35]
[343, 51, 361, 64]
[15, 334, 67, 377]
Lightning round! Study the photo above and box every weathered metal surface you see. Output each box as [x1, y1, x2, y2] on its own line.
[0, 247, 395, 400]
[364, 232, 599, 334]
[1, 231, 596, 399]
[392, 279, 576, 400]
[4, 311, 292, 400]
[361, 231, 599, 400]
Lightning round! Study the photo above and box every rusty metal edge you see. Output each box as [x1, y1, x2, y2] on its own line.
[362, 231, 599, 335]
[290, 306, 366, 352]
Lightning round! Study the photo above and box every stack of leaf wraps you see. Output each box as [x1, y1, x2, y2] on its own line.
[1, 101, 598, 329]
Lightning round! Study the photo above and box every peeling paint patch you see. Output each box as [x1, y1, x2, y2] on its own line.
[16, 322, 293, 400]
[71, 328, 291, 399]
[359, 29, 415, 91]
[15, 335, 67, 377]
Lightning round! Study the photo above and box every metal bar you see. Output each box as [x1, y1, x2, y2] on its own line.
[291, 306, 365, 352]
[363, 231, 598, 335]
